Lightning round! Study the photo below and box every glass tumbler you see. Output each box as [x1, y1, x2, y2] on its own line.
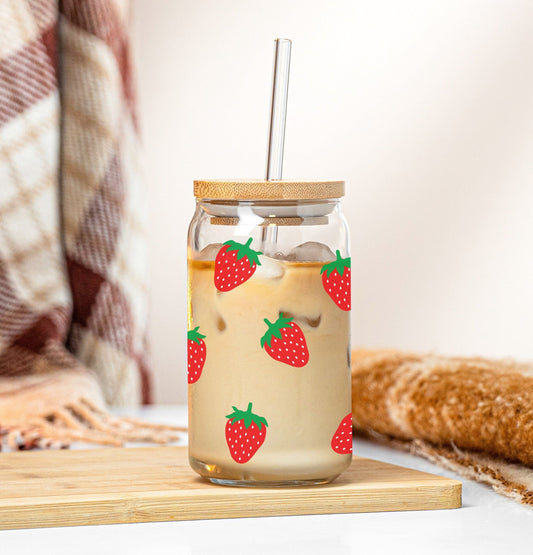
[187, 180, 352, 486]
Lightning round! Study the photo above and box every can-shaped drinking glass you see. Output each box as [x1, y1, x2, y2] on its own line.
[187, 180, 351, 486]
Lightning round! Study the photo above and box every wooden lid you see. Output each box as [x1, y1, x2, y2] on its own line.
[193, 179, 344, 200]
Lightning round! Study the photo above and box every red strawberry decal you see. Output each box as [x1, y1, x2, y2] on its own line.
[261, 313, 309, 367]
[225, 403, 268, 463]
[321, 250, 351, 311]
[331, 414, 353, 454]
[187, 327, 206, 384]
[214, 237, 262, 291]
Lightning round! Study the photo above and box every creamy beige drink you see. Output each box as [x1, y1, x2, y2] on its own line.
[188, 244, 352, 484]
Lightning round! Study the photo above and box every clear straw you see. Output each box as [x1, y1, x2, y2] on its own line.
[266, 38, 292, 180]
[262, 39, 292, 253]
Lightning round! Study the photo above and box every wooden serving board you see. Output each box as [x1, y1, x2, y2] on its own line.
[0, 446, 461, 530]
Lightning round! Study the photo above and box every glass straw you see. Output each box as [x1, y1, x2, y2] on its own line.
[266, 38, 292, 180]
[262, 38, 292, 252]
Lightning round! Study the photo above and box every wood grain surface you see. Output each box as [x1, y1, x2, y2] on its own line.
[0, 446, 461, 530]
[193, 180, 344, 200]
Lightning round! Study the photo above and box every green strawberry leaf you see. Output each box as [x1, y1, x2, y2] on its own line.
[225, 402, 268, 430]
[320, 250, 351, 278]
[187, 326, 206, 344]
[223, 237, 262, 267]
[260, 313, 294, 349]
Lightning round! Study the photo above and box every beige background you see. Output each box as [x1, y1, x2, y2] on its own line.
[133, 0, 533, 404]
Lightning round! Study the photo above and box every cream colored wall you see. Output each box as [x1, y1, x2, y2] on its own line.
[133, 0, 533, 404]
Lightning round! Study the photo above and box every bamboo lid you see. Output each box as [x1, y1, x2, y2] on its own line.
[193, 180, 344, 200]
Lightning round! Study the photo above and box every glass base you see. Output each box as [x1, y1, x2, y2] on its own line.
[190, 455, 342, 487]
[207, 477, 334, 488]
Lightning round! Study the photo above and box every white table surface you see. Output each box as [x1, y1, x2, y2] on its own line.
[2, 405, 533, 554]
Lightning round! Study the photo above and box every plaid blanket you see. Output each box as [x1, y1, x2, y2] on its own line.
[0, 0, 151, 405]
[352, 349, 533, 506]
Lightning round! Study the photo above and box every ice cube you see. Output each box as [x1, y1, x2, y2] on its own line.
[287, 241, 335, 262]
[196, 243, 223, 261]
[216, 315, 226, 331]
[279, 310, 322, 328]
[305, 314, 322, 328]
[253, 255, 285, 280]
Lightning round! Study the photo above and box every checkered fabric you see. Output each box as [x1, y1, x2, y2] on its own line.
[0, 0, 151, 405]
